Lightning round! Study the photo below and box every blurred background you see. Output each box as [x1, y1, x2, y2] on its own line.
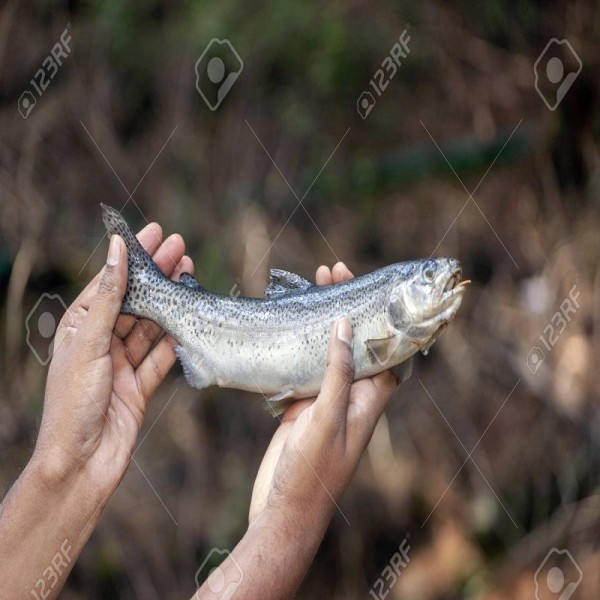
[1, 1, 600, 598]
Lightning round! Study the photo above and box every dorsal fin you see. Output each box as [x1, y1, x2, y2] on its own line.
[265, 269, 314, 299]
[179, 272, 203, 290]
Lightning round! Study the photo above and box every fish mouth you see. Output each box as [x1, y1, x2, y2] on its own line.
[443, 268, 471, 296]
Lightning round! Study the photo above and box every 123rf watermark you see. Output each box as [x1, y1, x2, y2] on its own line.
[534, 548, 582, 600]
[195, 38, 243, 111]
[30, 539, 72, 600]
[534, 38, 582, 111]
[18, 24, 72, 119]
[25, 292, 70, 366]
[195, 548, 243, 600]
[368, 535, 411, 600]
[527, 284, 580, 374]
[357, 27, 411, 120]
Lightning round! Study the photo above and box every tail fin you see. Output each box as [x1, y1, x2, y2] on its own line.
[101, 203, 163, 315]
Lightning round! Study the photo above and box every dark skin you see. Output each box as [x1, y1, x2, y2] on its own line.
[249, 263, 398, 523]
[0, 225, 398, 600]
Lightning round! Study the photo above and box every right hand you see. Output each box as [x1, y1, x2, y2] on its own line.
[249, 262, 399, 525]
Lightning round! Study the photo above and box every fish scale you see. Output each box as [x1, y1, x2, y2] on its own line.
[101, 204, 468, 414]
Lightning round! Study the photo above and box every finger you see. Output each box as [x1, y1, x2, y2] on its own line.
[350, 370, 398, 431]
[76, 222, 163, 312]
[368, 370, 398, 413]
[139, 233, 186, 279]
[123, 236, 188, 365]
[78, 235, 127, 359]
[316, 265, 332, 286]
[123, 319, 160, 367]
[100, 222, 163, 340]
[114, 312, 137, 341]
[281, 398, 314, 422]
[172, 256, 194, 281]
[331, 262, 354, 283]
[134, 334, 178, 403]
[313, 318, 355, 424]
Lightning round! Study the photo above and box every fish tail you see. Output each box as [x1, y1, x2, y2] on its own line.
[101, 203, 165, 315]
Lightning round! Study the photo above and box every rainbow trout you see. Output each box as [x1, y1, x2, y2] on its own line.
[102, 204, 469, 413]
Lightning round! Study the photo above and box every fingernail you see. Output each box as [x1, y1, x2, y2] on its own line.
[337, 317, 352, 347]
[107, 235, 120, 266]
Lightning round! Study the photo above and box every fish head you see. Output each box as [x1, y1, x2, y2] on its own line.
[389, 258, 469, 353]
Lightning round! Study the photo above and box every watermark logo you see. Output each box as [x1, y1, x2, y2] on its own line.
[18, 24, 72, 119]
[195, 39, 243, 111]
[368, 535, 411, 599]
[534, 548, 582, 600]
[25, 293, 69, 366]
[195, 548, 243, 600]
[527, 346, 546, 374]
[357, 27, 411, 120]
[534, 39, 582, 111]
[229, 281, 241, 298]
[31, 539, 72, 600]
[527, 283, 580, 374]
[357, 91, 376, 120]
[18, 90, 37, 119]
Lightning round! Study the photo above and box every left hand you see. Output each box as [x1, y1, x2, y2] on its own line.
[33, 223, 193, 494]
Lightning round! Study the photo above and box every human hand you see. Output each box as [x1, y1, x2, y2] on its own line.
[33, 222, 193, 493]
[249, 262, 398, 525]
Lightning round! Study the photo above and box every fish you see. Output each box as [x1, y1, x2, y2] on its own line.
[101, 204, 469, 414]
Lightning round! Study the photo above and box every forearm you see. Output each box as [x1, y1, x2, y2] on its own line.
[195, 504, 333, 600]
[0, 455, 109, 600]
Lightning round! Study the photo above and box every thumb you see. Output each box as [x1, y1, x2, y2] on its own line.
[80, 235, 127, 358]
[314, 318, 355, 423]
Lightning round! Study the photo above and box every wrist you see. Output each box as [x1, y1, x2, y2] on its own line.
[26, 450, 111, 523]
[215, 499, 331, 600]
[0, 453, 111, 600]
[260, 476, 339, 535]
[255, 496, 333, 549]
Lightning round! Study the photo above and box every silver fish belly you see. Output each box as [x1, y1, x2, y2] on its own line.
[101, 204, 468, 412]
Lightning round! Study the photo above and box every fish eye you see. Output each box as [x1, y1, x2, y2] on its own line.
[422, 262, 436, 283]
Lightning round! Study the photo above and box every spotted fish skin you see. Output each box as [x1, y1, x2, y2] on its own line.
[101, 204, 468, 411]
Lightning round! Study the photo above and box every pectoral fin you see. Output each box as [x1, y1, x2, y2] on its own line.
[366, 335, 400, 367]
[265, 269, 314, 299]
